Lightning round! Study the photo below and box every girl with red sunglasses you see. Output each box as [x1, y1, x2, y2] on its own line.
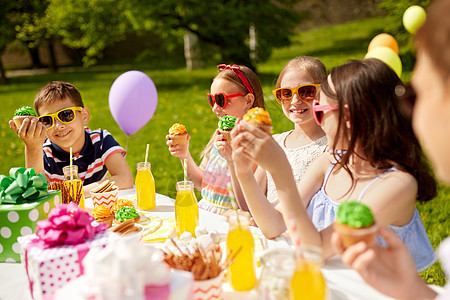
[166, 64, 264, 215]
[231, 59, 437, 273]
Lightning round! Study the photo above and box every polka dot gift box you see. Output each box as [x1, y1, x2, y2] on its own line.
[0, 167, 60, 263]
[18, 203, 110, 300]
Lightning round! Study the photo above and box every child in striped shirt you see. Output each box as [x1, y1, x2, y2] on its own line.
[166, 64, 265, 215]
[10, 81, 133, 196]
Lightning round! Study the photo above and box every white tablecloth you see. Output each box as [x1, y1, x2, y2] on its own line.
[0, 190, 444, 300]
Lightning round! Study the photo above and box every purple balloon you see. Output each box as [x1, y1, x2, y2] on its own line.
[108, 71, 158, 135]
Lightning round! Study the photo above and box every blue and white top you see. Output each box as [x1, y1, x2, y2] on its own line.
[306, 156, 437, 271]
[43, 128, 125, 185]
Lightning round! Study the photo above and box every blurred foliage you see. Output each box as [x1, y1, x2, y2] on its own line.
[5, 0, 301, 68]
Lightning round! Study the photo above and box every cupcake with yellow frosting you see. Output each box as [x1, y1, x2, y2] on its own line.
[333, 201, 378, 249]
[91, 204, 114, 228]
[112, 198, 134, 214]
[114, 206, 141, 224]
[243, 107, 272, 134]
[169, 123, 188, 145]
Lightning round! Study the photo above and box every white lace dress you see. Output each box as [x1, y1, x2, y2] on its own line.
[266, 131, 327, 206]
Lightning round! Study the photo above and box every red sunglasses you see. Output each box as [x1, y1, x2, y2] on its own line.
[207, 92, 245, 109]
[312, 100, 338, 125]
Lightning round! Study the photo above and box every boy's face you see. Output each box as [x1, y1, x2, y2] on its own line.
[39, 98, 90, 153]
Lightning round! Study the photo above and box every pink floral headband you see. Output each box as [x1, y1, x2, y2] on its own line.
[217, 64, 254, 95]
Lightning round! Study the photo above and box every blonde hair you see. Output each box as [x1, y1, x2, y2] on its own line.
[200, 65, 265, 160]
[275, 56, 327, 88]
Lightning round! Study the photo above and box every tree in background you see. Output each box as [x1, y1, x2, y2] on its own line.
[0, 2, 19, 83]
[45, 0, 300, 69]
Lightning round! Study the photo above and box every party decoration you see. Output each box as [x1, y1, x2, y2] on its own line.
[368, 33, 399, 54]
[0, 167, 48, 204]
[365, 46, 402, 78]
[109, 71, 158, 135]
[403, 5, 426, 34]
[33, 203, 106, 248]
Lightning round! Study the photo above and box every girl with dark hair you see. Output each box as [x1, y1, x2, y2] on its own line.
[231, 59, 437, 272]
[333, 0, 450, 298]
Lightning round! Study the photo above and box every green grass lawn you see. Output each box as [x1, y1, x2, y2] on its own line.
[1, 16, 448, 286]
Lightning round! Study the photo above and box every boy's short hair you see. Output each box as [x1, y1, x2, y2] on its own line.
[34, 81, 84, 115]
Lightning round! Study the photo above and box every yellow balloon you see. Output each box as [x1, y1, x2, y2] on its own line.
[365, 46, 402, 78]
[403, 5, 426, 34]
[368, 33, 399, 54]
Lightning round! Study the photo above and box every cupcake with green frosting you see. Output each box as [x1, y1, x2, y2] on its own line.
[218, 115, 236, 141]
[13, 106, 38, 128]
[114, 206, 141, 223]
[333, 201, 378, 248]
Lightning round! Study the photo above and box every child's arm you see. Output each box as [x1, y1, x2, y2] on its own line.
[231, 120, 331, 246]
[166, 134, 204, 190]
[9, 118, 47, 174]
[215, 129, 262, 211]
[99, 152, 133, 190]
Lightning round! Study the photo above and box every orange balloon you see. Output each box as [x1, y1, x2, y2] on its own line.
[368, 33, 399, 55]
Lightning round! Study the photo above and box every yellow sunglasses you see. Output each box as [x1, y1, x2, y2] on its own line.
[272, 84, 321, 105]
[38, 107, 83, 129]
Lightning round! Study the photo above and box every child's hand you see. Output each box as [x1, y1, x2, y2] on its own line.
[10, 117, 46, 150]
[215, 129, 232, 161]
[231, 120, 282, 174]
[166, 134, 191, 159]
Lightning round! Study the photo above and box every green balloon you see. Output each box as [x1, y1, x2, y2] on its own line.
[365, 46, 402, 78]
[403, 5, 426, 34]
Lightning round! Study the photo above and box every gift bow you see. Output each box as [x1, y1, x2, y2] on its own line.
[34, 203, 106, 248]
[0, 167, 48, 204]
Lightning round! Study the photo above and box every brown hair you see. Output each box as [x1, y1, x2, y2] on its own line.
[321, 59, 436, 202]
[275, 56, 327, 88]
[201, 65, 265, 160]
[416, 0, 450, 80]
[34, 81, 84, 115]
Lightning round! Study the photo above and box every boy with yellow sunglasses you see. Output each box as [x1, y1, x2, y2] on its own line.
[9, 81, 133, 196]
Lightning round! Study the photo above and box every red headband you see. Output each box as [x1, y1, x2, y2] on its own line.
[217, 64, 254, 95]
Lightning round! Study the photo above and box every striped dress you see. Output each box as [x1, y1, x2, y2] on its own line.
[43, 127, 126, 185]
[198, 145, 232, 215]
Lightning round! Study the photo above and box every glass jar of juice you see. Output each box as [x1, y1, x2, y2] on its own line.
[136, 162, 156, 210]
[226, 214, 256, 291]
[175, 181, 198, 236]
[62, 165, 85, 208]
[258, 248, 296, 300]
[290, 245, 327, 300]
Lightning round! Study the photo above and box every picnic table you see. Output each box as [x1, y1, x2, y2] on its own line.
[0, 189, 444, 300]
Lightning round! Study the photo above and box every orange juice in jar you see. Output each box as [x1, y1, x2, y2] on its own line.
[290, 245, 327, 300]
[226, 214, 256, 291]
[136, 162, 156, 210]
[175, 181, 198, 236]
[62, 165, 85, 208]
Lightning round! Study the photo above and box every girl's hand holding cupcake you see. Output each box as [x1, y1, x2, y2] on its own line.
[231, 119, 285, 175]
[166, 124, 191, 160]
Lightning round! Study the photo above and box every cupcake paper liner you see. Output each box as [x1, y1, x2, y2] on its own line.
[333, 221, 378, 248]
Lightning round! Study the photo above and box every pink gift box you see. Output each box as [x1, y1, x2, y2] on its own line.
[18, 230, 110, 300]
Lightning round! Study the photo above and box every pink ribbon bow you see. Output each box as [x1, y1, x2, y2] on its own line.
[217, 64, 240, 71]
[34, 203, 106, 248]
